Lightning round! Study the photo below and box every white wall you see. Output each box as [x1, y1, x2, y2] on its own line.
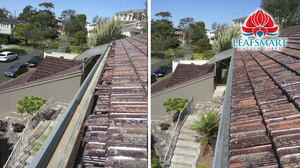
[44, 52, 79, 60]
[172, 60, 208, 72]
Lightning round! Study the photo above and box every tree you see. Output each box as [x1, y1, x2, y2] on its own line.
[0, 8, 11, 18]
[212, 26, 240, 54]
[178, 17, 194, 28]
[211, 22, 217, 31]
[29, 12, 55, 30]
[39, 2, 55, 10]
[178, 17, 195, 44]
[16, 96, 47, 116]
[87, 18, 124, 48]
[12, 23, 34, 45]
[163, 97, 188, 115]
[190, 109, 220, 151]
[190, 21, 207, 44]
[155, 11, 172, 19]
[261, 0, 300, 28]
[61, 9, 76, 20]
[193, 38, 211, 53]
[93, 15, 100, 23]
[72, 31, 87, 46]
[17, 5, 37, 22]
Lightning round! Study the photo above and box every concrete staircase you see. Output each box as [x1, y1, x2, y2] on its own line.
[170, 103, 213, 168]
[169, 85, 226, 168]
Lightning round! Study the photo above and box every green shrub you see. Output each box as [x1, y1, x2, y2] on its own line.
[16, 96, 47, 116]
[163, 98, 188, 115]
[72, 31, 87, 46]
[190, 109, 220, 138]
[151, 150, 163, 168]
[191, 50, 214, 60]
[88, 18, 124, 48]
[69, 44, 89, 54]
[193, 38, 211, 53]
[212, 26, 240, 54]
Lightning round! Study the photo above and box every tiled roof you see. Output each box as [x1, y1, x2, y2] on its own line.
[167, 63, 214, 88]
[0, 57, 83, 91]
[152, 63, 214, 94]
[81, 33, 147, 167]
[0, 18, 25, 25]
[28, 56, 82, 82]
[229, 26, 300, 167]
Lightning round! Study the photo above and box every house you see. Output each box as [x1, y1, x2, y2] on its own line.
[174, 28, 183, 41]
[152, 63, 216, 120]
[0, 54, 100, 115]
[114, 9, 146, 36]
[232, 16, 247, 27]
[86, 23, 97, 37]
[0, 18, 25, 41]
[206, 30, 215, 44]
[55, 19, 63, 34]
[152, 48, 233, 120]
[213, 26, 300, 167]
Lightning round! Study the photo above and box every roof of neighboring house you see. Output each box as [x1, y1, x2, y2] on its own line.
[74, 43, 109, 60]
[28, 57, 82, 82]
[232, 16, 247, 22]
[152, 63, 215, 93]
[227, 25, 300, 167]
[0, 56, 83, 91]
[0, 18, 25, 25]
[81, 33, 147, 167]
[115, 9, 145, 14]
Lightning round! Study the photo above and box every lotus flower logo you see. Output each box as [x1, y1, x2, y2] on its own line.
[242, 9, 278, 37]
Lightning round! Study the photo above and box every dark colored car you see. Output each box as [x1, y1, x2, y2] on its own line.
[4, 63, 28, 77]
[151, 74, 157, 83]
[153, 66, 171, 77]
[26, 56, 41, 67]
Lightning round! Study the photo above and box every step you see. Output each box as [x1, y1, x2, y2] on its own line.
[178, 132, 199, 141]
[176, 140, 199, 149]
[180, 127, 196, 134]
[25, 155, 35, 165]
[173, 147, 197, 157]
[186, 115, 199, 122]
[171, 154, 195, 165]
[170, 162, 193, 168]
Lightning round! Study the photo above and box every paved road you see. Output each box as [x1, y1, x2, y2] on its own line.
[0, 50, 41, 85]
[151, 59, 169, 74]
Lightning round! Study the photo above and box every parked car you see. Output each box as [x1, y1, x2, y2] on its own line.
[153, 66, 171, 77]
[4, 63, 28, 77]
[0, 51, 18, 62]
[151, 74, 157, 83]
[26, 56, 42, 67]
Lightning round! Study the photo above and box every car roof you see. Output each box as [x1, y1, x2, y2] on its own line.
[0, 51, 13, 54]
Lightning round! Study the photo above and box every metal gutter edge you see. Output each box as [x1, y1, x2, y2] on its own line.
[28, 43, 112, 168]
[212, 49, 234, 168]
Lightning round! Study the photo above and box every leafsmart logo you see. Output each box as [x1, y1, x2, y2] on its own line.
[233, 9, 287, 50]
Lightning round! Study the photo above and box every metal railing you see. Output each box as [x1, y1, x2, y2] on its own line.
[163, 96, 194, 167]
[4, 96, 54, 168]
[212, 53, 234, 168]
[28, 43, 111, 168]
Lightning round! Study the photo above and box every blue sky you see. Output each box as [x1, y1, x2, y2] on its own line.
[1, 0, 146, 23]
[152, 0, 261, 30]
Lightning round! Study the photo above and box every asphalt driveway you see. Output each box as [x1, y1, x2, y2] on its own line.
[0, 50, 41, 85]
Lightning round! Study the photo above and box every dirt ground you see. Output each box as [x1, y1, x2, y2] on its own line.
[197, 143, 214, 168]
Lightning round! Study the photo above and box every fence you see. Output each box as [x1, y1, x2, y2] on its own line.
[163, 96, 194, 167]
[4, 97, 54, 168]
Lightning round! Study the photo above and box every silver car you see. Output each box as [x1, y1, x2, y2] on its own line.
[0, 51, 18, 62]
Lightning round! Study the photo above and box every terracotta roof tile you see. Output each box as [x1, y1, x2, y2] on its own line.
[81, 34, 147, 167]
[28, 56, 82, 82]
[228, 26, 300, 167]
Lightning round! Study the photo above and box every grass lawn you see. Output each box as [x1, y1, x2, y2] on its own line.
[0, 46, 34, 55]
[151, 72, 172, 87]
